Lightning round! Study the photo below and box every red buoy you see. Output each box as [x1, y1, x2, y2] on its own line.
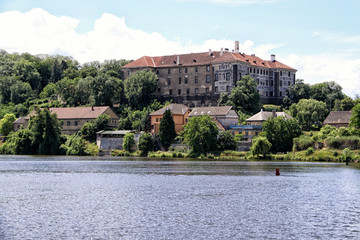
[275, 168, 280, 176]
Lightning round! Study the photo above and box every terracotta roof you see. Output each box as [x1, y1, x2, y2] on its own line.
[266, 60, 296, 70]
[246, 110, 291, 122]
[150, 103, 190, 116]
[123, 51, 296, 71]
[324, 111, 352, 125]
[25, 106, 118, 120]
[188, 106, 233, 117]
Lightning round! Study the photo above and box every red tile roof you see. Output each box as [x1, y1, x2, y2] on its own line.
[123, 51, 296, 71]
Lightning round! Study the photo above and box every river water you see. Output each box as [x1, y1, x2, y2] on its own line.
[0, 155, 359, 239]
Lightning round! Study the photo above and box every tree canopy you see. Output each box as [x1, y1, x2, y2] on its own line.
[350, 103, 360, 129]
[181, 115, 218, 154]
[0, 113, 16, 136]
[159, 109, 176, 150]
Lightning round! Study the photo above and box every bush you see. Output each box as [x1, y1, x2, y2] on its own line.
[338, 127, 351, 136]
[306, 147, 314, 156]
[293, 135, 314, 151]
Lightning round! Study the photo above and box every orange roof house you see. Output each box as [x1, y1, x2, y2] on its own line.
[18, 106, 119, 135]
[149, 103, 191, 134]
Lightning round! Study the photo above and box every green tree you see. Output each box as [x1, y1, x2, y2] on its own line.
[28, 108, 62, 155]
[250, 136, 272, 157]
[60, 135, 87, 156]
[283, 79, 311, 106]
[262, 116, 302, 153]
[123, 132, 135, 152]
[218, 130, 236, 151]
[181, 115, 218, 154]
[0, 128, 33, 154]
[310, 81, 344, 110]
[124, 70, 158, 110]
[218, 75, 261, 114]
[80, 114, 110, 141]
[350, 103, 360, 129]
[159, 109, 176, 150]
[0, 113, 16, 135]
[290, 99, 328, 130]
[138, 133, 154, 156]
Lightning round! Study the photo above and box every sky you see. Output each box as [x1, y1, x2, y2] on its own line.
[0, 0, 359, 98]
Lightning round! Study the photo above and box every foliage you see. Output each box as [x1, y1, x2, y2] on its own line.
[350, 103, 360, 129]
[0, 128, 33, 154]
[60, 135, 87, 156]
[181, 115, 218, 154]
[342, 147, 353, 161]
[250, 136, 272, 157]
[218, 131, 236, 151]
[310, 81, 344, 110]
[305, 147, 314, 156]
[218, 75, 261, 114]
[325, 136, 360, 149]
[263, 104, 281, 112]
[0, 113, 16, 135]
[138, 133, 154, 156]
[124, 70, 158, 110]
[262, 116, 302, 153]
[290, 99, 328, 130]
[80, 114, 110, 141]
[159, 109, 177, 150]
[283, 79, 311, 106]
[28, 108, 62, 155]
[293, 135, 314, 151]
[234, 134, 243, 142]
[123, 132, 135, 152]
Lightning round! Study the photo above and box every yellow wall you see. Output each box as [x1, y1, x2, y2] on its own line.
[151, 111, 190, 134]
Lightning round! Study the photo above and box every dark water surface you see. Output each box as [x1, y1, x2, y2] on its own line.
[0, 155, 359, 239]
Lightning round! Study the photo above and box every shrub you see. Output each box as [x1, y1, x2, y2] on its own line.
[338, 127, 351, 136]
[293, 135, 314, 151]
[306, 147, 314, 156]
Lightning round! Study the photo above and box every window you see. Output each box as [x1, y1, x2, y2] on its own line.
[156, 118, 159, 122]
[195, 88, 199, 94]
[206, 75, 210, 83]
[226, 86, 230, 92]
[195, 76, 198, 83]
[280, 81, 282, 86]
[185, 77, 188, 84]
[168, 69, 171, 74]
[257, 69, 259, 74]
[280, 91, 282, 97]
[270, 80, 274, 86]
[260, 69, 263, 75]
[179, 77, 182, 84]
[215, 86, 218, 92]
[250, 68, 252, 73]
[195, 67, 198, 72]
[266, 91, 268, 97]
[226, 72, 230, 81]
[169, 89, 172, 95]
[167, 78, 171, 85]
[206, 88, 209, 93]
[67, 121, 71, 126]
[185, 68, 188, 73]
[206, 65, 210, 72]
[280, 71, 282, 76]
[156, 69, 159, 74]
[178, 89, 181, 95]
[288, 81, 290, 86]
[179, 68, 182, 73]
[270, 91, 273, 97]
[215, 74, 218, 81]
[75, 121, 78, 126]
[266, 80, 268, 86]
[187, 88, 190, 94]
[288, 72, 291, 77]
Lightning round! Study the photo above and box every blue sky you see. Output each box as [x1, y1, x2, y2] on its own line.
[0, 0, 359, 97]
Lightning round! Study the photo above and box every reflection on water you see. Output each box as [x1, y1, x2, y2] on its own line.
[0, 155, 359, 239]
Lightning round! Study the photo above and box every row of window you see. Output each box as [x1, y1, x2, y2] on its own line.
[256, 79, 291, 87]
[168, 88, 210, 95]
[215, 72, 231, 81]
[167, 75, 211, 85]
[61, 121, 79, 126]
[166, 65, 211, 74]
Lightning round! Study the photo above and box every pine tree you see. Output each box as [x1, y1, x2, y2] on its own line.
[159, 109, 176, 150]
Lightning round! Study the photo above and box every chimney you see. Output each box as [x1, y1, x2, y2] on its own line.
[234, 40, 239, 53]
[225, 48, 229, 52]
[209, 49, 212, 56]
[91, 106, 94, 111]
[271, 54, 276, 62]
[220, 48, 224, 56]
[177, 55, 180, 65]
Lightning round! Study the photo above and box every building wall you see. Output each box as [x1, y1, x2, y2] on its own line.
[150, 111, 190, 134]
[97, 133, 141, 150]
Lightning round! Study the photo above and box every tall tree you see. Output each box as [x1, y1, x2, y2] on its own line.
[138, 133, 154, 156]
[218, 130, 236, 151]
[0, 113, 16, 136]
[310, 81, 344, 110]
[250, 136, 272, 157]
[159, 109, 176, 150]
[283, 79, 311, 106]
[262, 116, 302, 153]
[123, 132, 135, 152]
[350, 103, 360, 129]
[289, 99, 328, 130]
[182, 115, 218, 154]
[124, 70, 158, 110]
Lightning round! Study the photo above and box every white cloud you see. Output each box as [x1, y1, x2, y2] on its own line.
[0, 8, 359, 98]
[283, 53, 360, 98]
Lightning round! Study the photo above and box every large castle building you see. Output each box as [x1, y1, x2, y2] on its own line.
[122, 41, 296, 106]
